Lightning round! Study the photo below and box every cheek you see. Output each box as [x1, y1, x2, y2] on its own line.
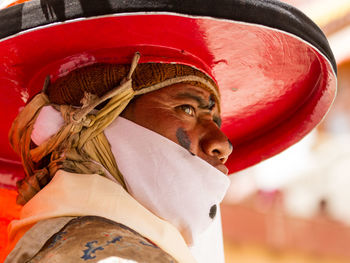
[127, 105, 185, 146]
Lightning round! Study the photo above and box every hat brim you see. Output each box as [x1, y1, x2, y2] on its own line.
[0, 0, 337, 176]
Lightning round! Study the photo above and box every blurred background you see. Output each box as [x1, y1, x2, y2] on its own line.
[1, 0, 350, 262]
[222, 1, 350, 262]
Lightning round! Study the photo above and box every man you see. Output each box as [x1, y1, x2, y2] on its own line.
[0, 0, 337, 262]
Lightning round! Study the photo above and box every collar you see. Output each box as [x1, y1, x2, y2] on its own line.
[8, 170, 196, 263]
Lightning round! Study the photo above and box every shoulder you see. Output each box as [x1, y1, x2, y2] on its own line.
[29, 216, 177, 263]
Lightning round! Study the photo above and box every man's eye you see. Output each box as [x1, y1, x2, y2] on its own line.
[178, 105, 195, 116]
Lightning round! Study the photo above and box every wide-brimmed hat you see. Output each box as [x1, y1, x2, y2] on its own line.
[0, 0, 337, 175]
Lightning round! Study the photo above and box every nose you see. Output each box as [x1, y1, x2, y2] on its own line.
[199, 121, 232, 164]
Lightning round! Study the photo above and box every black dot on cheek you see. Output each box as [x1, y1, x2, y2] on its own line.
[209, 204, 217, 219]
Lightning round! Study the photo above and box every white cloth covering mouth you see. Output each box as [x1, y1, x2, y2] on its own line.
[31, 105, 230, 247]
[104, 117, 230, 245]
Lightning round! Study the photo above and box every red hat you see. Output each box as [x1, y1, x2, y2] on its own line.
[0, 0, 337, 182]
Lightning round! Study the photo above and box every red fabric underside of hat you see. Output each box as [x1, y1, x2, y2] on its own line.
[0, 14, 336, 177]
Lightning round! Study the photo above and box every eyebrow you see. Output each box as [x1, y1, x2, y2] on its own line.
[175, 92, 222, 127]
[176, 92, 213, 110]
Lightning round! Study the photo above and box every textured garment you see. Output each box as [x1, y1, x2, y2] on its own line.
[5, 217, 75, 263]
[27, 216, 177, 263]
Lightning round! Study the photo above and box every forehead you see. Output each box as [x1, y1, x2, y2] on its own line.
[165, 83, 211, 95]
[156, 83, 220, 110]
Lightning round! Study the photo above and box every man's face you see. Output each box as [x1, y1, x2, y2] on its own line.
[121, 83, 232, 174]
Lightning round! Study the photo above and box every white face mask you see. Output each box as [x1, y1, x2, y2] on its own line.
[104, 117, 230, 245]
[32, 106, 230, 246]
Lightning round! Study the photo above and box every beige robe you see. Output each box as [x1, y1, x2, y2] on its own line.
[5, 170, 196, 263]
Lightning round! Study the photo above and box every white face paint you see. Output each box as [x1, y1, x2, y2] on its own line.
[31, 106, 230, 246]
[105, 117, 230, 245]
